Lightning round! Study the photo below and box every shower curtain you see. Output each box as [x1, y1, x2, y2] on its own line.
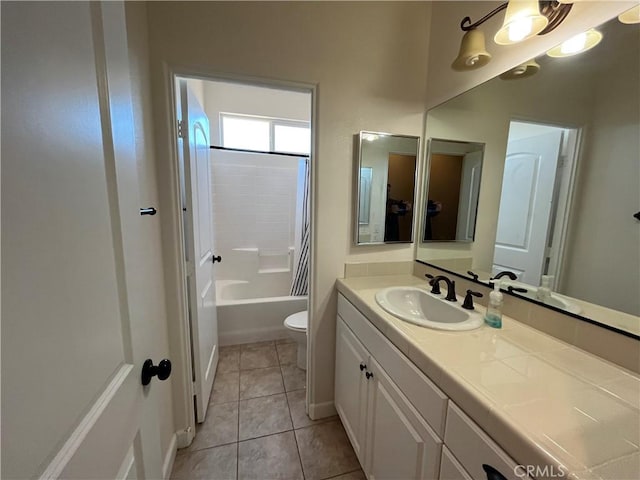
[290, 158, 310, 296]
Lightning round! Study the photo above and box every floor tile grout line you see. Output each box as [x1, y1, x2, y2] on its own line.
[236, 396, 240, 480]
[285, 376, 307, 480]
[320, 467, 363, 480]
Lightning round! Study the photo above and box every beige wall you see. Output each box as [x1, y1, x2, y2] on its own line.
[145, 1, 431, 423]
[562, 50, 640, 316]
[124, 2, 175, 462]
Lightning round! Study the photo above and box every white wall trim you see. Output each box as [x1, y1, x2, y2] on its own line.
[308, 400, 337, 420]
[162, 433, 178, 480]
[39, 364, 134, 480]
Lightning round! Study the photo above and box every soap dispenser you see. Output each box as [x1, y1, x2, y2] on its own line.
[536, 275, 553, 302]
[485, 280, 503, 329]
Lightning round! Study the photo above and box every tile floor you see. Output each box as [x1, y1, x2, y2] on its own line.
[171, 339, 364, 480]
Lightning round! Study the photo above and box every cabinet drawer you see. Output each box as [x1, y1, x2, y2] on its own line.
[440, 446, 472, 480]
[337, 294, 447, 436]
[444, 403, 531, 480]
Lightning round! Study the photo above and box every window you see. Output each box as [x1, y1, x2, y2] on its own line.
[221, 113, 310, 155]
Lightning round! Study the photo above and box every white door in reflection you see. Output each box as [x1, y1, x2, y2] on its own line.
[493, 129, 563, 285]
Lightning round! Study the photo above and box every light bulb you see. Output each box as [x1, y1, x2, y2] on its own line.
[508, 16, 533, 42]
[560, 32, 587, 55]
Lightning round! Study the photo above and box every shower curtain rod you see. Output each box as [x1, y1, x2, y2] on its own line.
[210, 145, 309, 158]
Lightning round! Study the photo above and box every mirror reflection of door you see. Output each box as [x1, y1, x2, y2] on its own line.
[493, 121, 579, 287]
[386, 154, 416, 242]
[423, 139, 484, 242]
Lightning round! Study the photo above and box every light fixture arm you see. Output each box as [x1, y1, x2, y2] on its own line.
[460, 3, 508, 32]
[460, 1, 572, 34]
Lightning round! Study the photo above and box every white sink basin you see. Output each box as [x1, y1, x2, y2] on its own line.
[375, 287, 484, 331]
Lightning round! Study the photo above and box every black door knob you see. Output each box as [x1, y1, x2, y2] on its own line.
[365, 372, 374, 380]
[212, 255, 222, 264]
[141, 358, 172, 386]
[359, 362, 367, 371]
[483, 464, 508, 480]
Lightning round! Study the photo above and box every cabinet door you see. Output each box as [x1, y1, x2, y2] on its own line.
[365, 357, 442, 480]
[335, 316, 370, 463]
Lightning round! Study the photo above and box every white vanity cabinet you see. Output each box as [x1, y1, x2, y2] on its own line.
[335, 293, 532, 480]
[335, 317, 442, 480]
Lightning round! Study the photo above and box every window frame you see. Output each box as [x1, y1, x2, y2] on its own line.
[220, 112, 311, 155]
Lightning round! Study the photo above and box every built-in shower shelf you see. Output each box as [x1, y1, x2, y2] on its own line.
[258, 268, 291, 274]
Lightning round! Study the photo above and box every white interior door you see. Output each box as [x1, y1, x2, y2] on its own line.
[493, 131, 562, 285]
[180, 81, 219, 423]
[456, 150, 483, 241]
[2, 2, 163, 478]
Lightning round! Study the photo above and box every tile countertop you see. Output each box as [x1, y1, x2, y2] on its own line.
[336, 275, 640, 480]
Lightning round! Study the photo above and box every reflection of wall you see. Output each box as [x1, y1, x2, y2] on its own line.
[388, 154, 416, 241]
[428, 154, 462, 240]
[418, 56, 596, 271]
[561, 51, 640, 316]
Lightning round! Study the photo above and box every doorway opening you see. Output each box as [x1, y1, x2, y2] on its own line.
[174, 75, 314, 428]
[493, 120, 581, 289]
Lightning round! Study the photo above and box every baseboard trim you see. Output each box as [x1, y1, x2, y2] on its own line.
[176, 426, 194, 449]
[162, 433, 178, 480]
[219, 326, 288, 346]
[308, 400, 336, 420]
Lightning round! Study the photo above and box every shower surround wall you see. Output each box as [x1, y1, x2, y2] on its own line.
[211, 149, 307, 344]
[212, 149, 299, 289]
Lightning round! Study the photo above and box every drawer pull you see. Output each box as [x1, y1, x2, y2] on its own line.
[365, 371, 374, 380]
[359, 362, 367, 371]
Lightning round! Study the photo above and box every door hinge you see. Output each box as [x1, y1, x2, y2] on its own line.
[177, 120, 187, 139]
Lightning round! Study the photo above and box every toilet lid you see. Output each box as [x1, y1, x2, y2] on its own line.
[285, 311, 307, 331]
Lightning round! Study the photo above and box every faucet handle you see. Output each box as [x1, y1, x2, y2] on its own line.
[425, 273, 441, 294]
[507, 286, 527, 294]
[462, 290, 483, 310]
[467, 270, 479, 281]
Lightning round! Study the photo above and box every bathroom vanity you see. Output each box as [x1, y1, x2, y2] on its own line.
[334, 274, 639, 480]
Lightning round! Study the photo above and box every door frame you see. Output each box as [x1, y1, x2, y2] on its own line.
[161, 64, 317, 447]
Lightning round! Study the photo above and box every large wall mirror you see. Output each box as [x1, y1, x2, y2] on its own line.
[417, 15, 639, 337]
[356, 131, 419, 245]
[423, 139, 484, 243]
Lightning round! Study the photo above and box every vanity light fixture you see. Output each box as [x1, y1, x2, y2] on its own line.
[546, 28, 603, 57]
[499, 59, 541, 79]
[451, 29, 492, 71]
[494, 0, 549, 45]
[618, 4, 640, 24]
[453, 1, 573, 71]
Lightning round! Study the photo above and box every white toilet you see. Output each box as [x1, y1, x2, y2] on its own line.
[283, 311, 307, 370]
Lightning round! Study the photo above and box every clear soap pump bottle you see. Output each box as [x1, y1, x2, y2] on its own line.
[485, 280, 503, 329]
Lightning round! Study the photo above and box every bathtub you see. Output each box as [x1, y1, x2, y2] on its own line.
[216, 280, 307, 346]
